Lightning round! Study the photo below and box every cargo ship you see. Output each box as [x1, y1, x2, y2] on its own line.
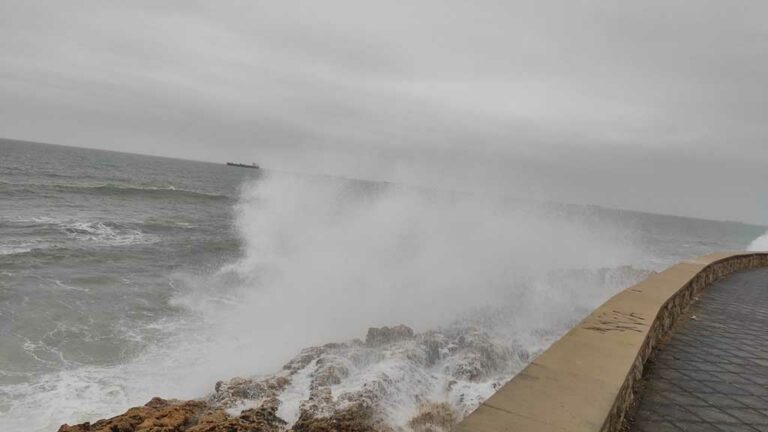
[226, 162, 259, 169]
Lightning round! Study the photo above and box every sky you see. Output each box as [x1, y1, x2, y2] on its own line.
[1, 0, 767, 224]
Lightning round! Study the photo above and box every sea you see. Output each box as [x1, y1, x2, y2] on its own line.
[1, 138, 765, 431]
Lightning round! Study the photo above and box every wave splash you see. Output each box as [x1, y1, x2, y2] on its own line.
[1, 173, 649, 431]
[748, 230, 768, 251]
[166, 173, 649, 429]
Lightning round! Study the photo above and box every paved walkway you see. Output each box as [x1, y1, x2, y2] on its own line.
[630, 267, 768, 432]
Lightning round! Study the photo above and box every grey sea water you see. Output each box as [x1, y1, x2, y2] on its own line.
[0, 138, 764, 430]
[0, 139, 259, 428]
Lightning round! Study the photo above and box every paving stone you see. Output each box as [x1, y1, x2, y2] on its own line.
[687, 406, 741, 423]
[635, 420, 682, 431]
[721, 408, 768, 425]
[733, 396, 768, 409]
[630, 268, 768, 432]
[663, 390, 709, 407]
[653, 403, 702, 422]
[671, 421, 721, 431]
[697, 393, 750, 408]
[711, 425, 761, 432]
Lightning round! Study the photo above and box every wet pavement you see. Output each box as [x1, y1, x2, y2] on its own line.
[630, 267, 768, 432]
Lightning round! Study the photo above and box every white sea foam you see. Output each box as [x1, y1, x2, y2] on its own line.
[63, 221, 159, 246]
[276, 359, 316, 424]
[0, 244, 35, 256]
[3, 217, 159, 248]
[748, 230, 768, 251]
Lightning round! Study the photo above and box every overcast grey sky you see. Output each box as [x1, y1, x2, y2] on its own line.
[1, 1, 767, 223]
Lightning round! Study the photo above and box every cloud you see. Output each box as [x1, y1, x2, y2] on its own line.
[1, 0, 767, 223]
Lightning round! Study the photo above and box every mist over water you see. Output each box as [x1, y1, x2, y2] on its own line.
[177, 173, 644, 373]
[0, 140, 764, 431]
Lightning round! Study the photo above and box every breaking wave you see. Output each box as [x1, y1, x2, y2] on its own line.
[0, 218, 160, 258]
[0, 244, 37, 256]
[748, 230, 768, 251]
[0, 180, 230, 201]
[61, 221, 159, 246]
[162, 173, 650, 428]
[0, 173, 652, 431]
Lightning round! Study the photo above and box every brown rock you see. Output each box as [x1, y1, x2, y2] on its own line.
[451, 329, 512, 381]
[58, 398, 207, 432]
[365, 325, 414, 347]
[58, 397, 287, 432]
[313, 357, 349, 387]
[408, 402, 458, 432]
[188, 400, 286, 432]
[283, 346, 327, 373]
[210, 376, 290, 408]
[291, 401, 387, 432]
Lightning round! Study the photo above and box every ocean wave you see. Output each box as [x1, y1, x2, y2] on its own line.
[8, 261, 648, 432]
[748, 230, 768, 251]
[0, 245, 35, 256]
[62, 221, 160, 247]
[0, 180, 231, 201]
[0, 218, 160, 249]
[121, 175, 648, 431]
[0, 174, 653, 431]
[0, 237, 54, 257]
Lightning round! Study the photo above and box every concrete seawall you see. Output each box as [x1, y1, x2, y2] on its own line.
[457, 252, 768, 432]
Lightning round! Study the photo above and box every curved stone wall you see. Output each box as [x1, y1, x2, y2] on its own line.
[457, 252, 768, 432]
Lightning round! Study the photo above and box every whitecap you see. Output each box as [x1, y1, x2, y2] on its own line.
[748, 230, 768, 251]
[62, 221, 159, 247]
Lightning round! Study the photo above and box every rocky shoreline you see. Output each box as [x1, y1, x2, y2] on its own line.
[58, 325, 529, 432]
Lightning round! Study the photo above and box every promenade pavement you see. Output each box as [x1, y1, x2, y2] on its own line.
[630, 267, 768, 432]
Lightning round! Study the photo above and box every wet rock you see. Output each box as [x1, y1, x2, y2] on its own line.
[283, 346, 328, 373]
[281, 342, 348, 375]
[210, 375, 290, 408]
[313, 357, 349, 387]
[322, 342, 347, 350]
[418, 332, 449, 367]
[188, 404, 286, 432]
[450, 328, 512, 381]
[299, 385, 337, 421]
[408, 402, 458, 432]
[57, 397, 288, 432]
[338, 377, 390, 409]
[60, 323, 522, 432]
[292, 400, 388, 432]
[58, 398, 211, 432]
[365, 325, 414, 347]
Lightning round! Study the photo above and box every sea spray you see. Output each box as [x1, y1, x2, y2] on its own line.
[2, 172, 650, 431]
[159, 173, 651, 428]
[177, 173, 647, 375]
[748, 230, 768, 251]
